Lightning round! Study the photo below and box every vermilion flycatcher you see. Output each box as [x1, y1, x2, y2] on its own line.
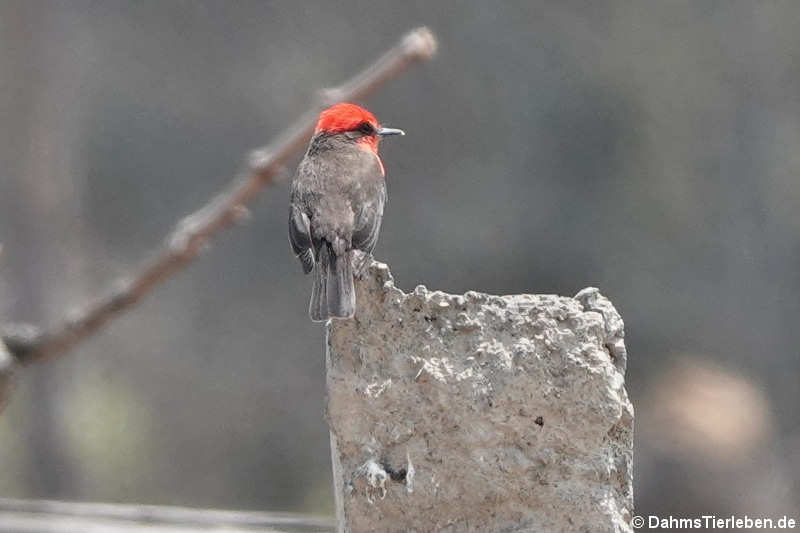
[289, 103, 404, 321]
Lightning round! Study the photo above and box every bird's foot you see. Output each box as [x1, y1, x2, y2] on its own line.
[354, 251, 373, 279]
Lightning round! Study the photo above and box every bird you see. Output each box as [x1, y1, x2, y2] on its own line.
[289, 103, 404, 322]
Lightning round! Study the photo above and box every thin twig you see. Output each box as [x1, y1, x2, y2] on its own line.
[3, 27, 437, 365]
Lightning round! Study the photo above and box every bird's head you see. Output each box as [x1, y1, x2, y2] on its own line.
[314, 103, 404, 153]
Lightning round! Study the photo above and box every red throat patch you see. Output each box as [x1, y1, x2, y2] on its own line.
[374, 153, 386, 176]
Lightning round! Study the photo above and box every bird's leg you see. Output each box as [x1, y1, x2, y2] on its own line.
[353, 250, 373, 279]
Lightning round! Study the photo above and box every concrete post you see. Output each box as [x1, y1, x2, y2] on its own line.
[326, 261, 633, 532]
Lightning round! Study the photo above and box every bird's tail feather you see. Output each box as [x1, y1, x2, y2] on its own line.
[309, 243, 355, 322]
[309, 247, 328, 322]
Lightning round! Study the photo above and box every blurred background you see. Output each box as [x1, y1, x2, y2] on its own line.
[1, 0, 798, 523]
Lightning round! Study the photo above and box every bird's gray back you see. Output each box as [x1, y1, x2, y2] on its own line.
[291, 135, 386, 250]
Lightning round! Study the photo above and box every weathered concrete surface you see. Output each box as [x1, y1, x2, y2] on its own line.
[326, 261, 633, 533]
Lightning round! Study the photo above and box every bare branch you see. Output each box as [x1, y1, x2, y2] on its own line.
[0, 337, 15, 411]
[0, 323, 43, 360]
[3, 27, 437, 366]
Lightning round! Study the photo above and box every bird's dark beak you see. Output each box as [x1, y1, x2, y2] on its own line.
[377, 127, 405, 137]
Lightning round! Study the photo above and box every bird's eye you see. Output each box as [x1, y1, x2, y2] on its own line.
[357, 122, 375, 135]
